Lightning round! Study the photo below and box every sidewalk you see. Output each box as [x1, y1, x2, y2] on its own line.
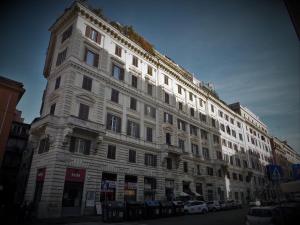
[32, 216, 103, 225]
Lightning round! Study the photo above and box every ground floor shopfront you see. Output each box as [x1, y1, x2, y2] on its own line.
[26, 163, 258, 218]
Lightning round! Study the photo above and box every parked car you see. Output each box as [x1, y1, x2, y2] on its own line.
[206, 200, 221, 211]
[219, 200, 227, 210]
[235, 200, 243, 208]
[225, 200, 237, 209]
[245, 206, 277, 225]
[249, 200, 261, 207]
[245, 204, 300, 225]
[184, 201, 208, 214]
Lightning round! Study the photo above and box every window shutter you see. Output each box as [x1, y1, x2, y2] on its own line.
[85, 25, 91, 38]
[120, 67, 124, 81]
[137, 124, 140, 138]
[96, 32, 101, 44]
[84, 140, 91, 155]
[45, 137, 50, 152]
[106, 114, 112, 130]
[84, 48, 88, 62]
[116, 117, 121, 133]
[69, 137, 76, 152]
[111, 64, 115, 76]
[127, 121, 131, 135]
[93, 53, 99, 67]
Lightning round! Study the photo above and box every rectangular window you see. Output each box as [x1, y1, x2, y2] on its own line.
[145, 154, 157, 167]
[166, 158, 172, 170]
[147, 83, 153, 96]
[203, 148, 210, 159]
[107, 145, 116, 159]
[200, 113, 206, 123]
[213, 135, 219, 144]
[234, 144, 238, 151]
[164, 112, 173, 124]
[55, 76, 61, 90]
[166, 133, 171, 145]
[216, 151, 222, 160]
[146, 127, 153, 142]
[190, 108, 195, 117]
[239, 133, 243, 141]
[190, 125, 198, 136]
[147, 65, 153, 75]
[178, 139, 185, 151]
[189, 92, 193, 101]
[197, 166, 201, 175]
[165, 92, 169, 104]
[183, 162, 188, 173]
[201, 129, 208, 140]
[207, 167, 214, 176]
[78, 103, 89, 120]
[144, 105, 156, 118]
[85, 25, 101, 44]
[230, 118, 234, 124]
[218, 110, 223, 117]
[178, 85, 182, 94]
[69, 136, 91, 155]
[111, 89, 119, 103]
[164, 75, 169, 85]
[50, 103, 56, 115]
[112, 64, 124, 81]
[132, 55, 138, 67]
[237, 121, 241, 128]
[130, 97, 137, 110]
[82, 76, 92, 91]
[236, 157, 241, 167]
[177, 119, 186, 131]
[131, 75, 138, 88]
[225, 114, 229, 121]
[179, 102, 183, 111]
[129, 149, 136, 163]
[243, 160, 248, 168]
[211, 118, 216, 127]
[84, 49, 99, 67]
[62, 25, 73, 43]
[56, 48, 67, 66]
[232, 130, 236, 138]
[127, 120, 140, 138]
[115, 45, 122, 57]
[220, 124, 225, 132]
[38, 137, 50, 154]
[191, 143, 199, 156]
[199, 99, 203, 107]
[211, 104, 214, 112]
[106, 113, 121, 133]
[222, 139, 227, 146]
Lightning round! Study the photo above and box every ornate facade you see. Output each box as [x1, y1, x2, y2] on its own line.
[25, 1, 273, 218]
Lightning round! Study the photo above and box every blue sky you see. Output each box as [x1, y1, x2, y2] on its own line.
[1, 0, 299, 152]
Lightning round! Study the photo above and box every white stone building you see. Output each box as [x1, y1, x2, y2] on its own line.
[25, 1, 273, 218]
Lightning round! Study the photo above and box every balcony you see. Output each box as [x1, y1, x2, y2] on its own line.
[67, 116, 105, 135]
[163, 144, 186, 156]
[30, 115, 105, 136]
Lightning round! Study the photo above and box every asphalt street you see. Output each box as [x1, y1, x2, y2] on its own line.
[60, 208, 248, 225]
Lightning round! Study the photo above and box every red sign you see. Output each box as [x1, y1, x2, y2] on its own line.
[36, 168, 46, 182]
[65, 168, 86, 182]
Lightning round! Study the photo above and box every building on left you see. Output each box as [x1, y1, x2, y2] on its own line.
[0, 76, 32, 210]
